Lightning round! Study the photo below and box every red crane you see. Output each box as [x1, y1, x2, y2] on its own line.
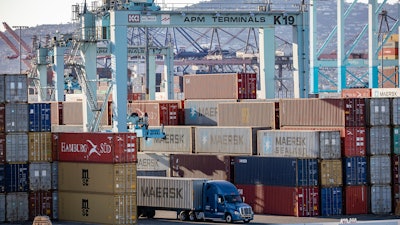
[2, 22, 32, 54]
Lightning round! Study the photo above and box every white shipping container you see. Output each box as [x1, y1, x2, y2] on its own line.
[6, 133, 28, 163]
[367, 126, 391, 155]
[366, 98, 390, 126]
[184, 99, 236, 126]
[140, 126, 193, 153]
[6, 192, 29, 222]
[370, 185, 392, 214]
[29, 162, 52, 191]
[369, 155, 391, 185]
[195, 127, 266, 155]
[371, 88, 400, 98]
[137, 152, 170, 173]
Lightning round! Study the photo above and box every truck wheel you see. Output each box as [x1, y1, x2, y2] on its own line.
[179, 211, 188, 221]
[146, 209, 155, 218]
[189, 211, 196, 221]
[225, 213, 233, 223]
[244, 219, 250, 223]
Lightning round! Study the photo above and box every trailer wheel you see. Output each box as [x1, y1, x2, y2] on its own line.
[189, 211, 197, 221]
[225, 213, 233, 223]
[146, 209, 155, 219]
[179, 211, 188, 221]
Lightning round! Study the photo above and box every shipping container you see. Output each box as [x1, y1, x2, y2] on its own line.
[0, 165, 5, 193]
[5, 163, 29, 192]
[52, 191, 58, 220]
[59, 191, 137, 225]
[5, 103, 29, 132]
[184, 99, 237, 126]
[234, 156, 318, 186]
[6, 133, 28, 163]
[370, 185, 392, 214]
[6, 192, 29, 222]
[392, 98, 400, 126]
[343, 157, 367, 185]
[51, 162, 58, 190]
[137, 152, 170, 174]
[61, 101, 109, 126]
[55, 132, 137, 163]
[28, 132, 52, 162]
[0, 133, 5, 163]
[195, 127, 268, 155]
[319, 159, 343, 187]
[28, 191, 53, 220]
[366, 98, 391, 126]
[320, 187, 343, 216]
[237, 184, 319, 217]
[344, 185, 368, 215]
[341, 88, 371, 98]
[0, 75, 4, 103]
[58, 162, 136, 194]
[0, 104, 4, 133]
[170, 154, 233, 181]
[127, 102, 179, 126]
[29, 162, 52, 191]
[4, 74, 28, 103]
[50, 102, 62, 125]
[0, 194, 5, 222]
[367, 126, 391, 155]
[183, 73, 257, 99]
[218, 102, 279, 129]
[139, 126, 193, 153]
[394, 127, 400, 154]
[29, 103, 51, 132]
[369, 155, 391, 185]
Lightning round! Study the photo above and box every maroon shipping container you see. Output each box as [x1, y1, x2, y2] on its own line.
[128, 102, 179, 126]
[237, 184, 319, 217]
[55, 132, 137, 163]
[0, 104, 4, 132]
[0, 133, 5, 163]
[344, 185, 368, 215]
[393, 184, 400, 213]
[127, 93, 146, 102]
[29, 191, 53, 220]
[393, 155, 400, 184]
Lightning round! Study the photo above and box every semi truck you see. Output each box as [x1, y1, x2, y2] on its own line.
[137, 176, 254, 223]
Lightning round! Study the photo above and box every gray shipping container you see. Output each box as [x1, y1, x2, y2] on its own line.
[370, 185, 392, 214]
[4, 74, 28, 103]
[52, 191, 58, 220]
[6, 192, 29, 222]
[5, 103, 29, 132]
[140, 126, 193, 153]
[184, 99, 236, 126]
[137, 176, 207, 210]
[367, 126, 391, 155]
[319, 131, 341, 159]
[195, 127, 268, 155]
[6, 133, 28, 163]
[0, 194, 5, 222]
[29, 162, 52, 191]
[392, 98, 400, 125]
[366, 98, 390, 126]
[51, 162, 58, 190]
[137, 152, 170, 174]
[369, 155, 391, 185]
[0, 75, 4, 103]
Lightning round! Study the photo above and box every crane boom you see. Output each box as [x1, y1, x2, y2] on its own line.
[3, 22, 32, 53]
[0, 31, 19, 56]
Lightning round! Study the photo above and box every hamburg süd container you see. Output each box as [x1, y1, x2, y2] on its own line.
[5, 103, 29, 132]
[127, 102, 179, 126]
[29, 103, 51, 132]
[366, 98, 390, 126]
[28, 132, 52, 162]
[184, 99, 237, 126]
[367, 126, 391, 155]
[59, 191, 137, 225]
[194, 126, 268, 155]
[6, 192, 28, 222]
[4, 74, 28, 103]
[343, 157, 367, 185]
[319, 159, 343, 187]
[29, 162, 52, 191]
[344, 185, 368, 215]
[6, 133, 28, 163]
[5, 163, 29, 192]
[369, 155, 391, 185]
[137, 152, 170, 175]
[139, 126, 193, 153]
[28, 190, 53, 220]
[55, 132, 137, 163]
[58, 162, 136, 194]
[370, 185, 392, 214]
[320, 187, 343, 216]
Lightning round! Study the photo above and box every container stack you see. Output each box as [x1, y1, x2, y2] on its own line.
[391, 97, 400, 214]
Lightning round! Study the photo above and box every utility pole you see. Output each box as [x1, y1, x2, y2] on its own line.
[12, 25, 28, 74]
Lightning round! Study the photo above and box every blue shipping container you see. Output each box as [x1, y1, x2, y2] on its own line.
[233, 156, 318, 186]
[5, 163, 29, 192]
[344, 157, 367, 185]
[29, 103, 51, 132]
[0, 164, 5, 193]
[320, 187, 343, 216]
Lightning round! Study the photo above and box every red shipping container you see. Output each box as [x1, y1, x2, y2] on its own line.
[128, 102, 179, 126]
[344, 185, 368, 215]
[0, 133, 5, 163]
[343, 98, 366, 127]
[55, 132, 137, 163]
[237, 184, 319, 217]
[341, 88, 371, 98]
[237, 73, 257, 99]
[29, 191, 53, 220]
[127, 93, 146, 102]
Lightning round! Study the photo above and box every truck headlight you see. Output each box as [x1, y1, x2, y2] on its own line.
[234, 211, 240, 215]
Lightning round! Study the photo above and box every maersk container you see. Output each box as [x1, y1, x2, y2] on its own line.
[344, 185, 368, 215]
[0, 194, 5, 222]
[28, 132, 52, 162]
[29, 162, 52, 191]
[137, 152, 170, 175]
[28, 191, 53, 220]
[4, 74, 28, 103]
[184, 99, 236, 126]
[137, 176, 206, 210]
[234, 156, 318, 186]
[366, 98, 390, 126]
[139, 126, 193, 153]
[369, 155, 391, 185]
[367, 126, 391, 155]
[5, 163, 29, 192]
[343, 157, 367, 185]
[5, 103, 29, 132]
[6, 133, 28, 163]
[29, 103, 51, 132]
[320, 187, 343, 216]
[58, 162, 136, 194]
[59, 191, 137, 225]
[370, 185, 392, 214]
[195, 127, 268, 155]
[319, 159, 343, 187]
[6, 192, 29, 222]
[170, 154, 233, 181]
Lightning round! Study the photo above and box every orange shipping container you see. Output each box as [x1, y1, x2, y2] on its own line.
[341, 88, 371, 98]
[28, 132, 52, 162]
[62, 101, 109, 125]
[319, 159, 343, 187]
[127, 102, 179, 126]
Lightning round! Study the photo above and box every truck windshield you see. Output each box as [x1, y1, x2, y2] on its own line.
[224, 195, 243, 203]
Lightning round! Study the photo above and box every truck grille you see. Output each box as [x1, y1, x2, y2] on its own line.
[240, 207, 252, 217]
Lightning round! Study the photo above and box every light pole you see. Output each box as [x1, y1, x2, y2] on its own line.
[12, 25, 28, 74]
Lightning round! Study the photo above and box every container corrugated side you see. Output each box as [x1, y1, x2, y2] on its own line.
[6, 133, 28, 163]
[0, 75, 4, 103]
[5, 103, 29, 132]
[392, 98, 400, 126]
[62, 101, 109, 126]
[0, 165, 5, 192]
[139, 126, 192, 153]
[50, 102, 62, 125]
[0, 133, 5, 163]
[4, 74, 28, 103]
[5, 163, 29, 192]
[28, 132, 52, 162]
[370, 185, 392, 214]
[343, 157, 367, 185]
[320, 187, 343, 216]
[6, 192, 29, 222]
[59, 191, 137, 225]
[393, 127, 400, 154]
[184, 99, 236, 126]
[367, 126, 391, 155]
[51, 162, 58, 190]
[52, 191, 58, 220]
[29, 162, 52, 191]
[29, 103, 51, 132]
[58, 162, 136, 194]
[0, 194, 4, 222]
[170, 154, 233, 181]
[369, 155, 391, 185]
[319, 159, 343, 187]
[137, 176, 207, 210]
[319, 131, 341, 159]
[344, 185, 368, 215]
[28, 191, 53, 220]
[137, 152, 170, 174]
[195, 127, 268, 155]
[218, 102, 278, 128]
[0, 104, 4, 133]
[366, 98, 391, 126]
[344, 98, 366, 127]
